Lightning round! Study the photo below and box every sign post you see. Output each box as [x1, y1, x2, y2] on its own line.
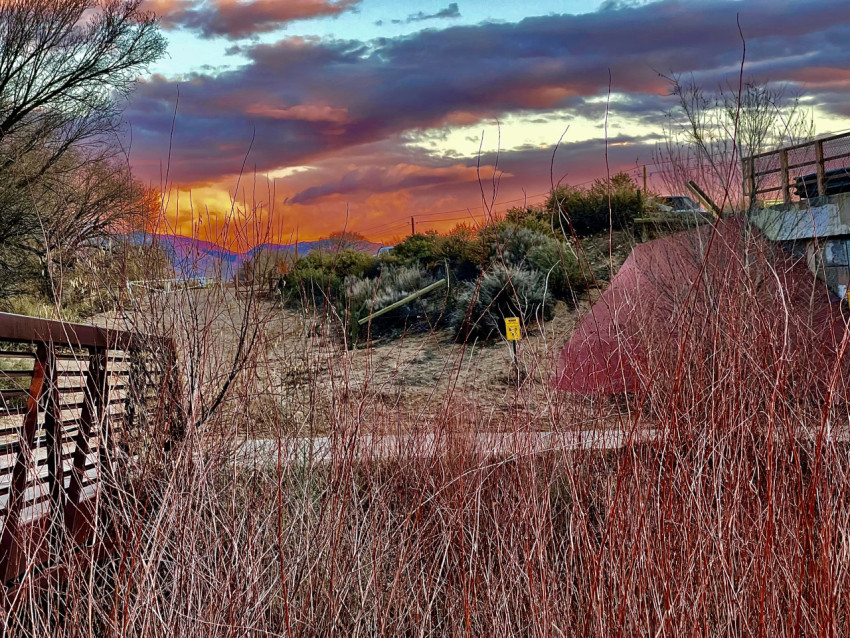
[504, 317, 521, 386]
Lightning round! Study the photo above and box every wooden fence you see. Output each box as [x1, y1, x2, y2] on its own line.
[0, 313, 177, 585]
[743, 131, 850, 206]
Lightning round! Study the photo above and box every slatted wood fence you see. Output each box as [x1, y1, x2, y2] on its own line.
[0, 313, 177, 585]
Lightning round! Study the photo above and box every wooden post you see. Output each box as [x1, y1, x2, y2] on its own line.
[0, 343, 50, 582]
[65, 348, 107, 543]
[687, 180, 722, 220]
[816, 140, 826, 198]
[358, 278, 447, 325]
[43, 345, 63, 552]
[165, 343, 185, 446]
[780, 149, 791, 205]
[512, 339, 519, 388]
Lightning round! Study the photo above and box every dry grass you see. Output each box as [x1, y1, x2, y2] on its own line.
[3, 221, 850, 637]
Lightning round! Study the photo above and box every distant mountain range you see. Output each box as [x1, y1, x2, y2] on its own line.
[131, 233, 384, 280]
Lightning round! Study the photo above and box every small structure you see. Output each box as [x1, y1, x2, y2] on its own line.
[745, 132, 850, 298]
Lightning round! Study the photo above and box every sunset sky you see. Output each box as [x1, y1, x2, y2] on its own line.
[127, 0, 850, 248]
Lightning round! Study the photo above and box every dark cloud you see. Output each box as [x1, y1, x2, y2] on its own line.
[598, 0, 649, 10]
[153, 0, 361, 39]
[127, 0, 850, 186]
[404, 3, 461, 24]
[375, 2, 461, 26]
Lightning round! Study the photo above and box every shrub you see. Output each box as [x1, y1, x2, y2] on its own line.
[490, 225, 585, 302]
[492, 225, 545, 266]
[504, 204, 557, 237]
[527, 239, 585, 302]
[346, 265, 435, 317]
[433, 224, 485, 281]
[289, 248, 379, 307]
[390, 231, 441, 267]
[546, 171, 642, 237]
[345, 264, 447, 338]
[452, 264, 553, 338]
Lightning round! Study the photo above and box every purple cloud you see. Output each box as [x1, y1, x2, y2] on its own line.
[126, 0, 850, 187]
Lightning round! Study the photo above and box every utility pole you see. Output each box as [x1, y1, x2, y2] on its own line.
[643, 165, 647, 192]
[410, 216, 415, 236]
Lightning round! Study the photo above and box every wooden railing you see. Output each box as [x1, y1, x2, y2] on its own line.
[743, 131, 850, 206]
[0, 313, 177, 584]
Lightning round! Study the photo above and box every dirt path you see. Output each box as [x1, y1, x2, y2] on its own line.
[234, 427, 658, 467]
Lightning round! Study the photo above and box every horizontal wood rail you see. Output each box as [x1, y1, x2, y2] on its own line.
[0, 312, 178, 585]
[743, 131, 850, 206]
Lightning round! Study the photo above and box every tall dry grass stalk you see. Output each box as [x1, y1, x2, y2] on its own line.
[3, 181, 850, 638]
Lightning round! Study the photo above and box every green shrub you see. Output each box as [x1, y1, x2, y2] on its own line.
[504, 205, 557, 237]
[390, 232, 440, 267]
[346, 265, 436, 318]
[527, 240, 585, 302]
[289, 249, 379, 306]
[433, 224, 484, 281]
[546, 172, 642, 237]
[492, 225, 544, 265]
[489, 225, 585, 302]
[451, 264, 553, 339]
[386, 225, 484, 281]
[345, 265, 448, 338]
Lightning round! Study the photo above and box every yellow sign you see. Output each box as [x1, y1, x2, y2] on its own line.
[504, 317, 521, 341]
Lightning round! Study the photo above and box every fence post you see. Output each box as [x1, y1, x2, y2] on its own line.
[748, 157, 757, 211]
[780, 149, 791, 205]
[164, 342, 185, 447]
[0, 343, 50, 582]
[42, 344, 65, 552]
[65, 347, 107, 543]
[816, 140, 826, 198]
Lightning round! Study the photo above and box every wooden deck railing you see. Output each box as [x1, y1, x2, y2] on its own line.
[743, 131, 850, 207]
[0, 313, 177, 584]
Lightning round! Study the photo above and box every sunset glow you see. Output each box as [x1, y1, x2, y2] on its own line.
[128, 0, 850, 245]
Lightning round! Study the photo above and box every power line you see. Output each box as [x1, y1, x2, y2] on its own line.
[353, 160, 661, 236]
[364, 195, 553, 238]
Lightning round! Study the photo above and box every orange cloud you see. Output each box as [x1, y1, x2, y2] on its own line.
[786, 66, 850, 87]
[244, 102, 349, 124]
[365, 190, 412, 220]
[147, 0, 360, 38]
[497, 85, 579, 110]
[288, 162, 493, 204]
[443, 110, 488, 126]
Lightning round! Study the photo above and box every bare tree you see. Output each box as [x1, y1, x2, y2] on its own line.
[655, 77, 814, 214]
[0, 149, 159, 301]
[0, 0, 165, 166]
[0, 0, 166, 303]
